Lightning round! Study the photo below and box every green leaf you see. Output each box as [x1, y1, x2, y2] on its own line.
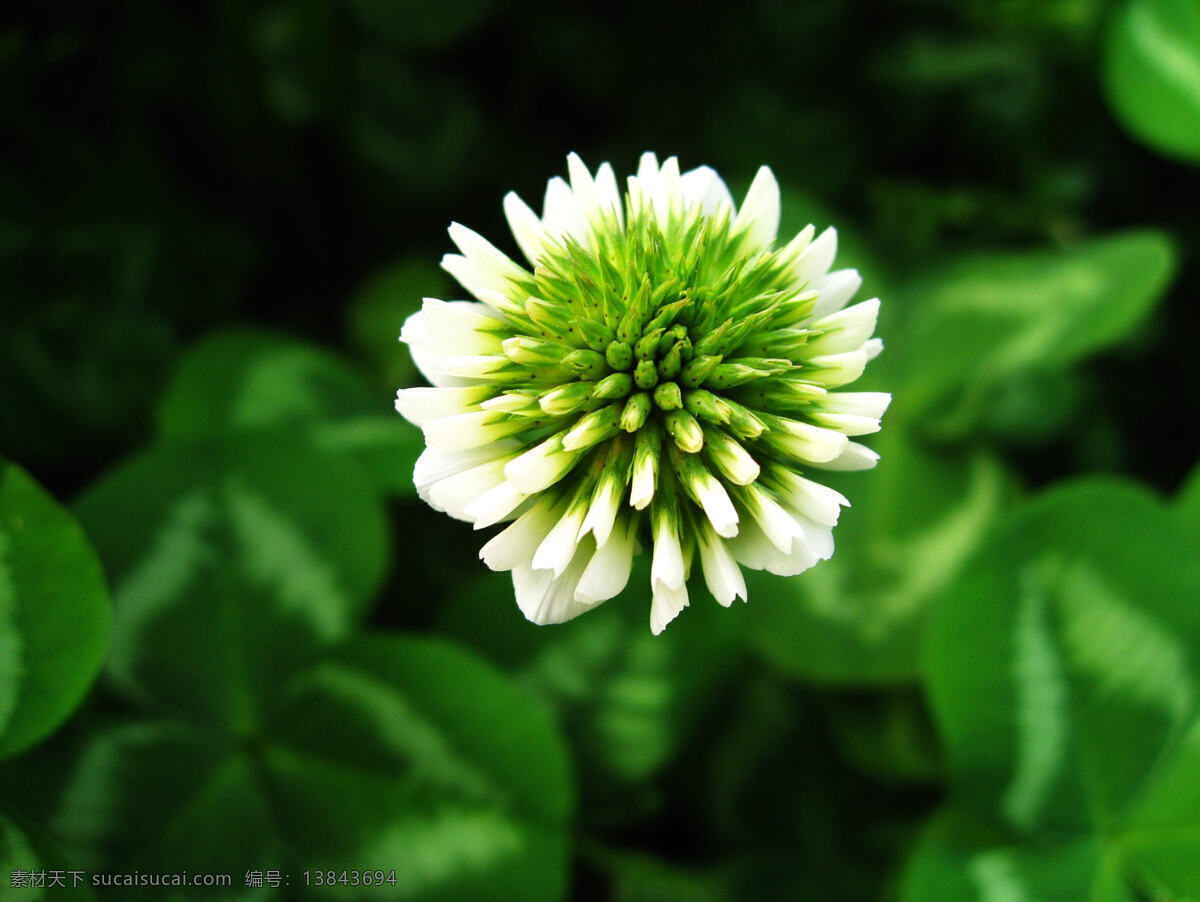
[156, 328, 422, 497]
[42, 636, 573, 902]
[0, 463, 110, 758]
[74, 432, 388, 731]
[900, 811, 1123, 902]
[892, 231, 1175, 436]
[1104, 0, 1200, 163]
[0, 808, 99, 900]
[743, 428, 1012, 684]
[910, 479, 1200, 899]
[1175, 460, 1200, 545]
[156, 329, 380, 437]
[438, 562, 743, 811]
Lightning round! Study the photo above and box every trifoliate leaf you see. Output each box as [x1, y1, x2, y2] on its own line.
[893, 231, 1175, 437]
[0, 463, 110, 759]
[905, 479, 1200, 900]
[157, 328, 422, 497]
[39, 637, 573, 902]
[75, 432, 388, 730]
[1103, 0, 1200, 163]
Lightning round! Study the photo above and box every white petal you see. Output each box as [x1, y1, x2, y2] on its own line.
[413, 441, 520, 489]
[770, 418, 849, 463]
[808, 299, 880, 356]
[808, 441, 880, 471]
[395, 386, 491, 427]
[779, 224, 816, 261]
[627, 152, 660, 214]
[697, 527, 747, 607]
[423, 410, 523, 452]
[637, 151, 660, 184]
[593, 162, 624, 226]
[542, 176, 588, 244]
[650, 578, 689, 635]
[630, 454, 656, 510]
[480, 499, 560, 572]
[504, 191, 553, 265]
[532, 503, 588, 577]
[769, 471, 848, 527]
[819, 391, 892, 419]
[504, 436, 579, 493]
[730, 518, 819, 577]
[806, 349, 869, 388]
[401, 312, 469, 387]
[438, 355, 510, 379]
[653, 156, 682, 226]
[579, 476, 622, 547]
[440, 255, 518, 314]
[793, 226, 838, 286]
[420, 298, 504, 354]
[733, 166, 780, 249]
[426, 457, 509, 520]
[742, 485, 805, 554]
[574, 517, 636, 604]
[681, 165, 735, 216]
[696, 477, 739, 538]
[448, 222, 528, 283]
[798, 515, 835, 561]
[651, 517, 685, 590]
[513, 545, 597, 625]
[810, 268, 863, 319]
[566, 152, 600, 221]
[465, 481, 529, 529]
[863, 338, 884, 360]
[809, 412, 881, 436]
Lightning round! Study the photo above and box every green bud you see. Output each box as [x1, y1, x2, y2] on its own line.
[693, 318, 734, 357]
[634, 359, 660, 389]
[665, 409, 704, 453]
[563, 349, 608, 379]
[593, 372, 634, 400]
[620, 392, 653, 432]
[605, 340, 634, 371]
[573, 318, 616, 352]
[630, 422, 663, 510]
[562, 404, 622, 452]
[503, 335, 571, 367]
[741, 328, 812, 359]
[722, 398, 767, 439]
[642, 298, 690, 335]
[680, 354, 721, 388]
[653, 381, 683, 411]
[616, 273, 654, 343]
[657, 342, 684, 379]
[684, 389, 731, 425]
[482, 391, 542, 416]
[539, 381, 595, 416]
[704, 358, 793, 390]
[524, 295, 573, 336]
[634, 328, 664, 360]
[741, 377, 827, 412]
[658, 324, 687, 357]
[771, 289, 819, 328]
[703, 427, 760, 485]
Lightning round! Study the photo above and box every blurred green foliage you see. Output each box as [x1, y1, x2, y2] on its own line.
[2, 0, 1200, 899]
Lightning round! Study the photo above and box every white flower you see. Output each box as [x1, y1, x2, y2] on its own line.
[396, 152, 889, 634]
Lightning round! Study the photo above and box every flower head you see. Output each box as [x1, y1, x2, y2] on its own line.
[397, 152, 889, 634]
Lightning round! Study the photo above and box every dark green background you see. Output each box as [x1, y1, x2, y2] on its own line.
[3, 0, 1200, 899]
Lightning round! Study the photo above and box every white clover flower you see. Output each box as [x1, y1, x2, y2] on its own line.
[396, 152, 889, 634]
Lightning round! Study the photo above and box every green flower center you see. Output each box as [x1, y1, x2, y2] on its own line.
[496, 203, 819, 462]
